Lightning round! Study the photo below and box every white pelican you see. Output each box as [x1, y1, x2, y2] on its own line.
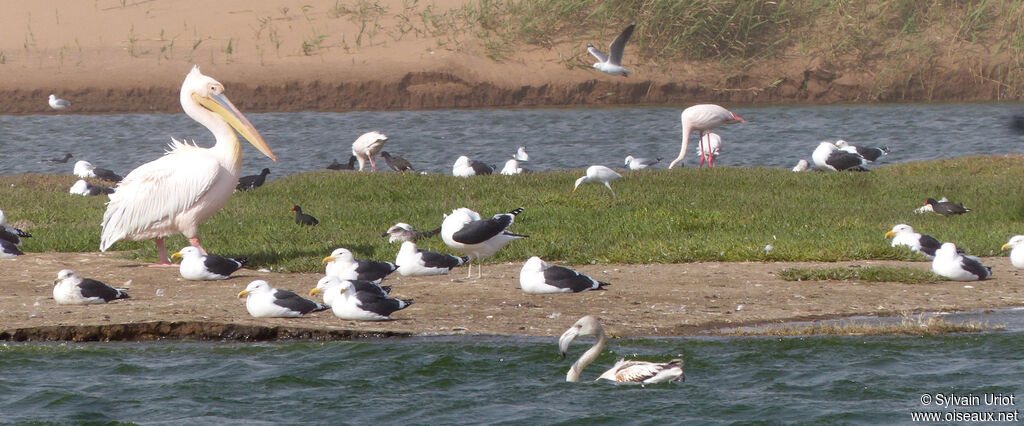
[932, 243, 991, 281]
[48, 94, 71, 110]
[352, 131, 388, 171]
[559, 316, 684, 384]
[100, 66, 277, 265]
[695, 132, 722, 168]
[53, 269, 130, 305]
[669, 104, 744, 169]
[171, 246, 247, 280]
[573, 165, 622, 200]
[811, 141, 868, 172]
[238, 280, 327, 318]
[441, 207, 527, 278]
[587, 22, 635, 77]
[1002, 235, 1024, 269]
[835, 140, 889, 162]
[885, 224, 944, 259]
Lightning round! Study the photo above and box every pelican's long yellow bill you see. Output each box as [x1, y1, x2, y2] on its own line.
[193, 92, 278, 162]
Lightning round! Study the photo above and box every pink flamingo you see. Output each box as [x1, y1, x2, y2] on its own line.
[668, 104, 744, 169]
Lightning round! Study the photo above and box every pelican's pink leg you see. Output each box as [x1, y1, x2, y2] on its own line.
[147, 237, 176, 267]
[189, 237, 207, 255]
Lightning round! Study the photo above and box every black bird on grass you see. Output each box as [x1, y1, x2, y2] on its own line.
[327, 156, 357, 170]
[291, 205, 319, 226]
[925, 198, 971, 216]
[237, 168, 271, 191]
[380, 151, 415, 172]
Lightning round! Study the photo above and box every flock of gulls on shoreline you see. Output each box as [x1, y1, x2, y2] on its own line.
[8, 21, 1024, 384]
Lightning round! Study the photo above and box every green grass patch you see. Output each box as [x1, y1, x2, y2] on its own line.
[778, 266, 943, 284]
[4, 156, 1024, 272]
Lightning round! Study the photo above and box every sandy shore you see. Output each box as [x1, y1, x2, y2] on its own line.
[2, 251, 1022, 341]
[1, 0, 1018, 114]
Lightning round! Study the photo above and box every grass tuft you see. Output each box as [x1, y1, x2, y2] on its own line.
[778, 266, 943, 284]
[722, 315, 1003, 337]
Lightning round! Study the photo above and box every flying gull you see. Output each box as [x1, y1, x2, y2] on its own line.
[238, 280, 327, 318]
[587, 22, 636, 76]
[52, 269, 130, 305]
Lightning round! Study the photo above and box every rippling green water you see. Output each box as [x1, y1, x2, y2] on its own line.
[2, 330, 1022, 424]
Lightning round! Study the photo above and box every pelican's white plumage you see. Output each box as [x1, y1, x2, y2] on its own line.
[559, 316, 684, 384]
[352, 131, 388, 171]
[99, 66, 277, 265]
[932, 242, 991, 281]
[669, 104, 744, 169]
[573, 165, 622, 199]
[238, 280, 327, 318]
[441, 207, 526, 278]
[1002, 235, 1024, 269]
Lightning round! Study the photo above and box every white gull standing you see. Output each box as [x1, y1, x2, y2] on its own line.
[515, 146, 529, 162]
[587, 22, 636, 77]
[441, 207, 527, 278]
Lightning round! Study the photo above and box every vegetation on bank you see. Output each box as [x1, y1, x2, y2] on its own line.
[778, 266, 943, 284]
[3, 156, 1024, 272]
[720, 315, 1003, 336]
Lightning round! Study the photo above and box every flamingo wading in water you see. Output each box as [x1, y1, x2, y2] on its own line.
[100, 66, 277, 265]
[669, 104, 744, 169]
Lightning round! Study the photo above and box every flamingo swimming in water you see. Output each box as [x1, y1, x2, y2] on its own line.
[668, 104, 744, 169]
